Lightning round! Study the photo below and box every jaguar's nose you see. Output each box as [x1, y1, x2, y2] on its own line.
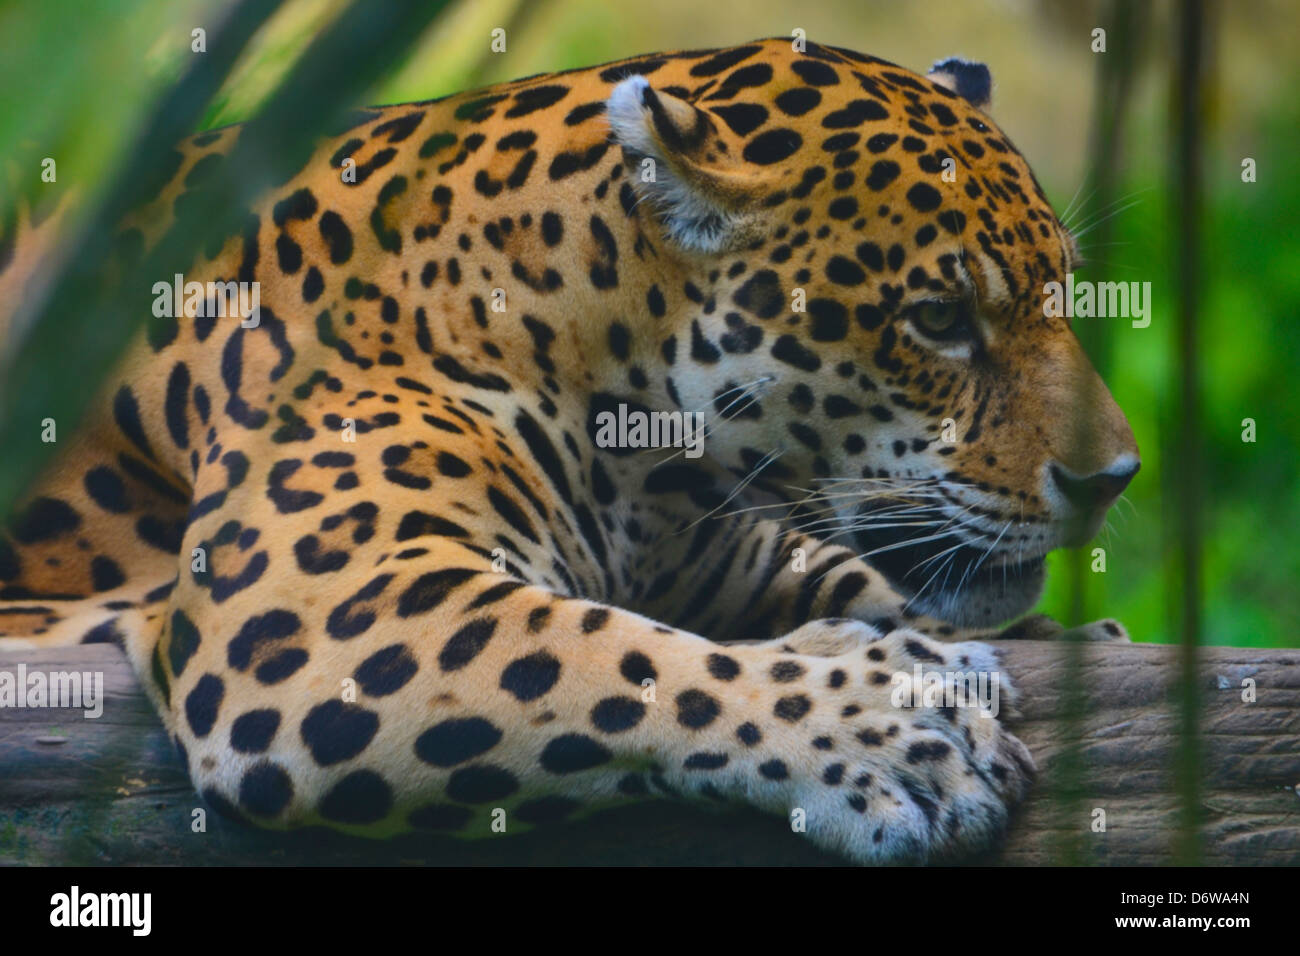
[1049, 456, 1140, 515]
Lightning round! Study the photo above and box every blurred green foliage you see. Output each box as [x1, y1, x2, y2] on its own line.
[0, 0, 1295, 647]
[1037, 89, 1300, 648]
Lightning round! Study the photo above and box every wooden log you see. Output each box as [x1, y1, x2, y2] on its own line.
[1, 641, 1297, 865]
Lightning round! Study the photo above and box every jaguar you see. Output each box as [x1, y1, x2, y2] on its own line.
[0, 37, 1139, 863]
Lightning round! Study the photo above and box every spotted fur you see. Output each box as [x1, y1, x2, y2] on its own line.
[0, 38, 1138, 863]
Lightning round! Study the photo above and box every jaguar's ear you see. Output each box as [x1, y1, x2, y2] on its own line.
[926, 58, 992, 111]
[606, 76, 765, 254]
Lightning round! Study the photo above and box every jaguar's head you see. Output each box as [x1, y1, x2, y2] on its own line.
[607, 39, 1138, 626]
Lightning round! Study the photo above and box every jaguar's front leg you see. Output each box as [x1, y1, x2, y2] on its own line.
[156, 541, 1031, 863]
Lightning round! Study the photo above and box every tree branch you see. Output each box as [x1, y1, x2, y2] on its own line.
[1, 641, 1297, 865]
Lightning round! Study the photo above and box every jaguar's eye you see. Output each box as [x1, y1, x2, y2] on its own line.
[904, 299, 974, 342]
